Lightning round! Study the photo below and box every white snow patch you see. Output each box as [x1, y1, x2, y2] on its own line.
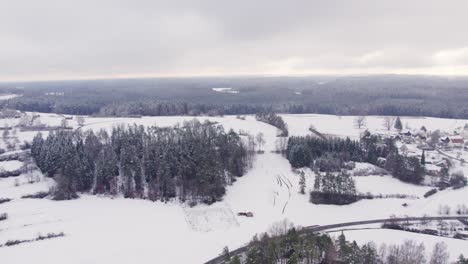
[212, 87, 239, 94]
[0, 94, 20, 100]
[183, 203, 239, 232]
[0, 160, 23, 171]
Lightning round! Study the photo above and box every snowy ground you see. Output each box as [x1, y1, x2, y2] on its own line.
[281, 114, 468, 139]
[0, 94, 20, 101]
[1, 113, 468, 263]
[343, 229, 468, 261]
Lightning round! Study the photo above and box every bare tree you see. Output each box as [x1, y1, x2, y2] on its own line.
[76, 116, 85, 126]
[256, 132, 265, 152]
[60, 118, 68, 128]
[275, 137, 288, 153]
[18, 114, 33, 127]
[354, 115, 367, 129]
[400, 240, 426, 264]
[268, 218, 294, 236]
[430, 130, 441, 145]
[383, 116, 395, 131]
[247, 135, 256, 153]
[430, 242, 449, 264]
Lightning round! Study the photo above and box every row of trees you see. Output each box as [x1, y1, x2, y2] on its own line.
[31, 120, 252, 203]
[255, 110, 289, 136]
[99, 101, 267, 117]
[222, 226, 466, 264]
[361, 116, 403, 131]
[286, 136, 364, 170]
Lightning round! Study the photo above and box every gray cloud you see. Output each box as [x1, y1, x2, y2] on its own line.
[1, 0, 468, 80]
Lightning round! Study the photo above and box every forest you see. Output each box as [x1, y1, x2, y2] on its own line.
[3, 75, 468, 118]
[287, 133, 425, 184]
[30, 120, 252, 203]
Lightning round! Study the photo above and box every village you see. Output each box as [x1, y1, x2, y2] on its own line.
[387, 122, 468, 187]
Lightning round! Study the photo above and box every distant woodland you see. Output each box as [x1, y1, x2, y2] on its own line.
[2, 75, 468, 118]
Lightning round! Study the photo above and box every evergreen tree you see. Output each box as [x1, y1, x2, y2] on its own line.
[221, 246, 231, 262]
[455, 255, 468, 264]
[31, 120, 250, 203]
[288, 144, 311, 168]
[394, 117, 403, 130]
[299, 171, 306, 194]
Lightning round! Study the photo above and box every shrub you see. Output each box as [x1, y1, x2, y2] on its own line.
[19, 141, 31, 150]
[450, 172, 467, 189]
[1, 232, 65, 247]
[424, 188, 438, 198]
[0, 198, 12, 204]
[0, 213, 8, 221]
[0, 169, 21, 178]
[36, 232, 65, 240]
[310, 191, 360, 205]
[5, 240, 22, 246]
[21, 191, 49, 199]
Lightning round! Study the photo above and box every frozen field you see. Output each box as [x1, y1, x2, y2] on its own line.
[1, 113, 468, 263]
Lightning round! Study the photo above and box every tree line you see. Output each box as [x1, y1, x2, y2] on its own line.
[31, 120, 251, 203]
[255, 110, 289, 136]
[286, 132, 426, 185]
[311, 170, 358, 205]
[5, 75, 468, 119]
[221, 226, 466, 264]
[286, 136, 364, 171]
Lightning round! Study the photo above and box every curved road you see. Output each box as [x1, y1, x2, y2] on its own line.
[204, 215, 468, 264]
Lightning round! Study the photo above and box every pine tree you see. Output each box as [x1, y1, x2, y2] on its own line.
[394, 117, 403, 131]
[313, 171, 321, 191]
[229, 255, 241, 264]
[221, 246, 231, 262]
[299, 171, 306, 194]
[288, 144, 311, 168]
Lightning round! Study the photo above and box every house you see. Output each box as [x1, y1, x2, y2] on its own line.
[417, 143, 434, 151]
[463, 124, 468, 140]
[417, 134, 427, 140]
[415, 128, 427, 139]
[399, 144, 409, 155]
[440, 137, 451, 145]
[449, 137, 464, 148]
[400, 131, 412, 137]
[426, 164, 441, 176]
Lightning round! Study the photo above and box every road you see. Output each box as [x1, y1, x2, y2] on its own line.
[203, 215, 468, 264]
[435, 147, 466, 164]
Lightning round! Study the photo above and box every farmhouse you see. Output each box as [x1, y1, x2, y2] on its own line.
[426, 163, 441, 176]
[449, 137, 464, 148]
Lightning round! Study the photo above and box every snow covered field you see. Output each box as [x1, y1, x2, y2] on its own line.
[281, 114, 468, 139]
[0, 94, 20, 101]
[1, 113, 468, 263]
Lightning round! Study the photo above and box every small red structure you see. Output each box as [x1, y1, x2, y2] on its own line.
[237, 212, 254, 217]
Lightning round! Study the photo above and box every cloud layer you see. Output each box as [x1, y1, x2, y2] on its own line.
[1, 0, 468, 80]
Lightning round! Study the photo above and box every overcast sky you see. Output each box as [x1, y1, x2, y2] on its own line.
[2, 0, 468, 81]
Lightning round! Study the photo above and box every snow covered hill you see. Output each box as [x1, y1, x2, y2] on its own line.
[1, 113, 468, 263]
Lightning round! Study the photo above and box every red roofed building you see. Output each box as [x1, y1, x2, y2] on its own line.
[449, 137, 464, 148]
